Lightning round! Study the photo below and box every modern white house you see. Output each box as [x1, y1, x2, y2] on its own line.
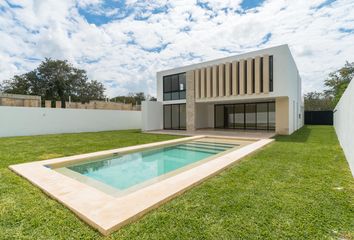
[142, 44, 303, 135]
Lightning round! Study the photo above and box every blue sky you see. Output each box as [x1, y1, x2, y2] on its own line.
[0, 0, 354, 97]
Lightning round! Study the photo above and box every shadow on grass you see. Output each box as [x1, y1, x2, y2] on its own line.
[274, 125, 312, 143]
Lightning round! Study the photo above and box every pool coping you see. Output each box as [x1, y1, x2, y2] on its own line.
[9, 135, 274, 235]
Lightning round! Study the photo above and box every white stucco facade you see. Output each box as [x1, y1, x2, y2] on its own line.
[143, 44, 303, 135]
[141, 101, 163, 131]
[334, 79, 354, 176]
[0, 107, 141, 137]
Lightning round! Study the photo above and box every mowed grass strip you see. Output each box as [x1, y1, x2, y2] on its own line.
[0, 126, 353, 239]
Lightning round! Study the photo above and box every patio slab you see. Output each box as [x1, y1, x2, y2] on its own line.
[146, 128, 276, 139]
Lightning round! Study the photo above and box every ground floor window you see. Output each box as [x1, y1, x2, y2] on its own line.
[163, 104, 186, 130]
[214, 102, 275, 130]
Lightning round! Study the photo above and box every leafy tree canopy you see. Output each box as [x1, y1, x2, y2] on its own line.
[0, 58, 105, 106]
[324, 61, 354, 106]
[304, 91, 333, 111]
[111, 92, 156, 105]
[304, 61, 353, 111]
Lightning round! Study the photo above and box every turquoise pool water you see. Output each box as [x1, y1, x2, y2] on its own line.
[66, 141, 238, 191]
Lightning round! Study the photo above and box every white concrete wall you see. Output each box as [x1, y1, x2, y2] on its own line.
[285, 49, 303, 134]
[0, 106, 141, 138]
[155, 44, 303, 134]
[156, 45, 300, 103]
[141, 101, 163, 131]
[334, 79, 354, 176]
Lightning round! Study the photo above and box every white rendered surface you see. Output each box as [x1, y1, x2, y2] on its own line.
[141, 101, 163, 131]
[0, 106, 141, 137]
[334, 79, 354, 176]
[156, 45, 303, 134]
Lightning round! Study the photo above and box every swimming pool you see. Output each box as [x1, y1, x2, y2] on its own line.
[11, 135, 273, 235]
[55, 139, 239, 194]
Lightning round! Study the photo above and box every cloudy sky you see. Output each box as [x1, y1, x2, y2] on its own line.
[0, 0, 353, 97]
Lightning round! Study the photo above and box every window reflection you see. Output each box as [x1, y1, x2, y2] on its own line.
[214, 102, 275, 130]
[163, 73, 186, 101]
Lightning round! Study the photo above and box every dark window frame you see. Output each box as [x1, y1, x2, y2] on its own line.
[222, 65, 226, 96]
[252, 59, 255, 93]
[237, 62, 240, 95]
[214, 101, 275, 131]
[269, 55, 273, 92]
[163, 72, 186, 101]
[244, 61, 247, 94]
[229, 63, 233, 95]
[163, 103, 186, 130]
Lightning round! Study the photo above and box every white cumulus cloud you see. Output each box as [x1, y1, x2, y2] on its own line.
[0, 0, 353, 97]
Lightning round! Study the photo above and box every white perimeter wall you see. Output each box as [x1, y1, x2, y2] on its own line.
[0, 106, 141, 138]
[334, 79, 354, 176]
[141, 101, 163, 131]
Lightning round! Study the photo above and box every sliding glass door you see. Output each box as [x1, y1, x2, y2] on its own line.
[214, 105, 224, 128]
[214, 102, 275, 130]
[245, 103, 256, 129]
[235, 104, 245, 129]
[225, 105, 235, 128]
[164, 105, 172, 129]
[163, 104, 186, 130]
[268, 102, 275, 130]
[256, 103, 268, 130]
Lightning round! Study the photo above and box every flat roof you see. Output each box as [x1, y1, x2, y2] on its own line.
[157, 44, 293, 75]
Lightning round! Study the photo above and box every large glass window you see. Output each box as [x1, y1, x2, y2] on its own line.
[237, 62, 240, 95]
[163, 104, 186, 130]
[260, 57, 264, 92]
[163, 76, 172, 92]
[163, 105, 171, 129]
[244, 61, 247, 94]
[179, 104, 186, 129]
[214, 102, 275, 130]
[163, 73, 186, 101]
[171, 75, 179, 92]
[257, 103, 268, 130]
[225, 105, 235, 129]
[269, 55, 273, 92]
[179, 73, 186, 90]
[171, 92, 179, 100]
[258, 56, 273, 93]
[235, 104, 244, 129]
[215, 105, 224, 128]
[171, 105, 179, 129]
[252, 59, 255, 93]
[245, 104, 256, 129]
[268, 102, 275, 130]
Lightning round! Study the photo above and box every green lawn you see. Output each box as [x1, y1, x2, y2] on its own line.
[0, 126, 353, 239]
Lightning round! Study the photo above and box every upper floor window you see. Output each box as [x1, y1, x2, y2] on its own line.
[259, 56, 274, 93]
[163, 72, 186, 101]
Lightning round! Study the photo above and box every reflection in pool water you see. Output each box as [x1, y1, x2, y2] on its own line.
[67, 141, 237, 190]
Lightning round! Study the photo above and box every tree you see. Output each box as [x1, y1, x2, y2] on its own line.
[1, 58, 105, 107]
[304, 91, 333, 111]
[148, 96, 157, 101]
[324, 61, 354, 106]
[111, 92, 156, 105]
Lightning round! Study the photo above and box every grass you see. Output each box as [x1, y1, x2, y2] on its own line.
[0, 126, 353, 239]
